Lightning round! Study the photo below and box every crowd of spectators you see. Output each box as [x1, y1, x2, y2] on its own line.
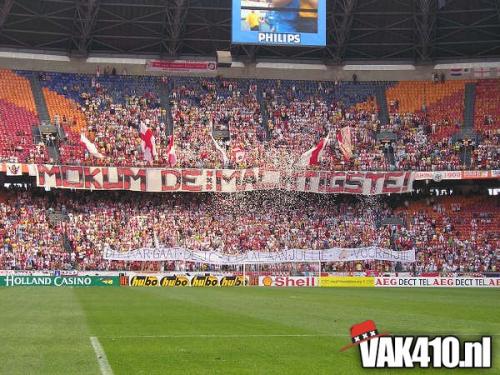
[0, 188, 497, 273]
[48, 75, 170, 166]
[170, 78, 266, 169]
[1, 71, 499, 171]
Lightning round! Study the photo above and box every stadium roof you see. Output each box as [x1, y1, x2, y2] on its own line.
[0, 0, 499, 63]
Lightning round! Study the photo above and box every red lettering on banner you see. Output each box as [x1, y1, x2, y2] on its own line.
[241, 169, 257, 190]
[364, 172, 386, 194]
[161, 169, 181, 191]
[119, 168, 147, 191]
[217, 170, 241, 192]
[303, 171, 318, 192]
[257, 168, 275, 189]
[102, 168, 124, 189]
[83, 167, 102, 189]
[61, 166, 84, 188]
[432, 278, 454, 286]
[32, 166, 418, 195]
[382, 172, 406, 193]
[182, 169, 202, 192]
[344, 173, 364, 194]
[37, 165, 62, 186]
[329, 172, 346, 193]
[488, 279, 500, 286]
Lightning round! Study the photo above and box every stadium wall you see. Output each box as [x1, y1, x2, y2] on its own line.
[0, 55, 478, 81]
[1, 271, 500, 288]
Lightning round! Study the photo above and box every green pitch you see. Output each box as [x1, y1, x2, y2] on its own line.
[0, 287, 499, 374]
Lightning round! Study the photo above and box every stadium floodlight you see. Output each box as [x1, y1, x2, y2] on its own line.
[0, 51, 70, 61]
[343, 64, 415, 71]
[86, 57, 147, 65]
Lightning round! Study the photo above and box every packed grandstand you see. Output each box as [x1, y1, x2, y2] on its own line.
[0, 1, 498, 374]
[0, 68, 497, 274]
[0, 70, 497, 171]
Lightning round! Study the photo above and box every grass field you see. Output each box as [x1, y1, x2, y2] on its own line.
[0, 287, 499, 374]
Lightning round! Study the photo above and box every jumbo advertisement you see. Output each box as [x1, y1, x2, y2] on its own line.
[127, 274, 248, 287]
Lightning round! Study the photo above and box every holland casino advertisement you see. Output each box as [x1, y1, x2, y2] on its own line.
[232, 0, 326, 46]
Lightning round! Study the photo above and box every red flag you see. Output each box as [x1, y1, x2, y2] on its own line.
[297, 133, 330, 166]
[166, 135, 177, 167]
[139, 122, 156, 162]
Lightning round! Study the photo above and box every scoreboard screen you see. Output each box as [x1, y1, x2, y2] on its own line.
[232, 0, 326, 47]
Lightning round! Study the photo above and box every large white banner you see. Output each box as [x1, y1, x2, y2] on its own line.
[103, 246, 415, 264]
[33, 165, 414, 195]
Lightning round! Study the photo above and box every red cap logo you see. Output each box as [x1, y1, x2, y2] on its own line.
[340, 320, 389, 352]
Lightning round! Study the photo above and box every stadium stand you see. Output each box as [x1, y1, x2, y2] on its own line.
[0, 188, 497, 273]
[33, 71, 168, 166]
[169, 77, 265, 169]
[0, 69, 497, 171]
[474, 79, 500, 135]
[0, 69, 47, 163]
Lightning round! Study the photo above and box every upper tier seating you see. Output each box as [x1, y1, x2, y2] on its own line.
[0, 71, 496, 171]
[169, 77, 266, 168]
[0, 69, 47, 163]
[474, 79, 500, 135]
[386, 80, 468, 141]
[36, 72, 166, 166]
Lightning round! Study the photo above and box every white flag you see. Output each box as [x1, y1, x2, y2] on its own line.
[80, 134, 104, 159]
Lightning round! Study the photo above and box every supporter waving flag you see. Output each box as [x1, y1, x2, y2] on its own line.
[210, 133, 229, 167]
[232, 147, 246, 164]
[166, 134, 177, 167]
[80, 134, 104, 159]
[297, 132, 330, 167]
[139, 121, 156, 162]
[337, 126, 353, 160]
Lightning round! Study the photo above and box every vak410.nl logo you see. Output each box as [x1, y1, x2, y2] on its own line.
[341, 320, 491, 369]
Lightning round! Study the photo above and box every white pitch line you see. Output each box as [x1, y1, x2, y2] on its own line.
[104, 333, 340, 339]
[101, 333, 500, 340]
[90, 336, 114, 375]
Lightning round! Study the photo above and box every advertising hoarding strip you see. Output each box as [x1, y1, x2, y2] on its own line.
[320, 276, 375, 287]
[127, 274, 248, 287]
[0, 275, 119, 287]
[258, 276, 317, 287]
[374, 277, 500, 288]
